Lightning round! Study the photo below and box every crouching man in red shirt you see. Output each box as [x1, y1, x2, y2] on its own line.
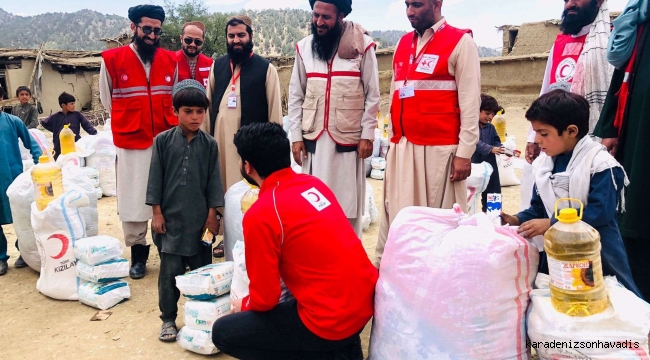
[212, 122, 378, 359]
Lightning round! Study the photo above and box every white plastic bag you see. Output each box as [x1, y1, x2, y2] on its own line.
[379, 137, 389, 158]
[499, 136, 520, 187]
[175, 262, 234, 300]
[223, 181, 250, 261]
[177, 327, 219, 355]
[184, 296, 231, 331]
[528, 274, 650, 359]
[32, 190, 89, 301]
[85, 135, 116, 197]
[7, 168, 40, 271]
[78, 280, 130, 310]
[362, 181, 379, 231]
[28, 128, 50, 154]
[369, 206, 538, 360]
[466, 162, 493, 215]
[62, 165, 99, 237]
[76, 258, 129, 283]
[74, 236, 124, 266]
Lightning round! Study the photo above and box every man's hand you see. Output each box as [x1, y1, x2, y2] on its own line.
[518, 219, 551, 239]
[358, 139, 373, 159]
[525, 142, 541, 164]
[501, 212, 520, 226]
[203, 212, 220, 236]
[601, 138, 619, 156]
[152, 213, 166, 234]
[491, 146, 505, 155]
[449, 156, 471, 182]
[231, 298, 243, 314]
[292, 141, 307, 166]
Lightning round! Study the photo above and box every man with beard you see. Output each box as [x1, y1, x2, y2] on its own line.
[374, 0, 480, 266]
[100, 4, 178, 279]
[289, 0, 380, 238]
[520, 0, 612, 212]
[176, 21, 213, 87]
[202, 15, 282, 195]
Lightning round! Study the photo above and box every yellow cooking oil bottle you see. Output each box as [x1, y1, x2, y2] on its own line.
[59, 124, 76, 155]
[31, 154, 64, 211]
[545, 198, 608, 316]
[493, 109, 507, 143]
[240, 180, 260, 214]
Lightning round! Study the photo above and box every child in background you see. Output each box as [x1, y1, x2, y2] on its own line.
[471, 94, 505, 212]
[500, 90, 641, 298]
[40, 92, 97, 159]
[11, 86, 39, 129]
[145, 79, 224, 342]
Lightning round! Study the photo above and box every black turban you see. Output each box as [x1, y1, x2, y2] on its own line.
[309, 0, 352, 16]
[128, 5, 166, 24]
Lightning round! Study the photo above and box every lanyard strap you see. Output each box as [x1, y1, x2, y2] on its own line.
[406, 22, 447, 83]
[229, 61, 242, 93]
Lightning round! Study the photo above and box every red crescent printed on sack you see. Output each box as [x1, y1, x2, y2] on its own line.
[47, 234, 69, 259]
[307, 192, 320, 202]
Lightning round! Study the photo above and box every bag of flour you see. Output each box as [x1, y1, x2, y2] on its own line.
[78, 280, 130, 310]
[177, 327, 219, 355]
[184, 295, 231, 331]
[62, 165, 99, 237]
[176, 262, 234, 300]
[7, 168, 40, 271]
[32, 190, 89, 300]
[76, 258, 129, 283]
[466, 162, 493, 215]
[74, 236, 124, 266]
[498, 136, 520, 187]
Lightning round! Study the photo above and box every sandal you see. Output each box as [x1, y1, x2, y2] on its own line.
[159, 322, 178, 342]
[212, 241, 225, 258]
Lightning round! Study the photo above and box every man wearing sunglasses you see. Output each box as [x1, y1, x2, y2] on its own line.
[100, 4, 178, 280]
[176, 21, 213, 88]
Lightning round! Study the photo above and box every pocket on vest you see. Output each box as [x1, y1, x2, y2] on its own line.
[335, 95, 364, 133]
[111, 101, 142, 134]
[301, 96, 319, 133]
[162, 98, 179, 127]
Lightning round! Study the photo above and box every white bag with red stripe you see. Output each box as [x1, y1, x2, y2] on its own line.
[369, 206, 539, 360]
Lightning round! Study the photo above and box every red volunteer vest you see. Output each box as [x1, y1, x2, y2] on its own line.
[391, 24, 470, 146]
[176, 50, 213, 88]
[102, 46, 177, 149]
[548, 33, 588, 92]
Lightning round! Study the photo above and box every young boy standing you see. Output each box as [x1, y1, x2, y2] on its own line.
[501, 90, 641, 298]
[40, 92, 97, 159]
[11, 86, 39, 129]
[146, 79, 224, 342]
[471, 94, 505, 212]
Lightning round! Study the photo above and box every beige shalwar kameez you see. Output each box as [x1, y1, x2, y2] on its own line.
[375, 19, 481, 265]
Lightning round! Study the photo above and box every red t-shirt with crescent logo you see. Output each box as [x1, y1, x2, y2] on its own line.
[241, 168, 378, 341]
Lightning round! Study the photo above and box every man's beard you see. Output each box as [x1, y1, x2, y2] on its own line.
[240, 164, 259, 188]
[133, 34, 160, 63]
[182, 46, 200, 59]
[227, 40, 254, 64]
[561, 0, 599, 35]
[311, 21, 342, 61]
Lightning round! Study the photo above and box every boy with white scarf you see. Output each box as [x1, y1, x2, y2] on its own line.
[502, 90, 641, 298]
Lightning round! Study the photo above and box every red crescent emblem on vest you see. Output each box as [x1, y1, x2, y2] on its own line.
[307, 192, 321, 202]
[165, 76, 172, 83]
[47, 234, 70, 260]
[121, 74, 128, 81]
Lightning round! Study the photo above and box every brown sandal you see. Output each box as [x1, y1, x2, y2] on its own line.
[212, 241, 225, 258]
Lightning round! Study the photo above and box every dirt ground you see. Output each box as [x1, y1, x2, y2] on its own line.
[0, 93, 538, 359]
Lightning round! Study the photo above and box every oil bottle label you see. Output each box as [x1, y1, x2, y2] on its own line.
[35, 182, 55, 198]
[547, 257, 595, 290]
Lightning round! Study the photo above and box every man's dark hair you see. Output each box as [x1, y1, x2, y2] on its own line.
[233, 122, 291, 178]
[226, 18, 253, 37]
[173, 88, 210, 110]
[480, 94, 500, 113]
[16, 86, 31, 97]
[58, 92, 75, 106]
[525, 89, 589, 139]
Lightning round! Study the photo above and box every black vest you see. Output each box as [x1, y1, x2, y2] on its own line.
[210, 54, 270, 133]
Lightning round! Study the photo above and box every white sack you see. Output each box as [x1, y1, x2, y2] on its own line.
[76, 258, 129, 283]
[362, 181, 379, 231]
[175, 262, 234, 300]
[28, 129, 50, 154]
[223, 181, 250, 261]
[498, 154, 520, 187]
[184, 296, 231, 331]
[62, 165, 99, 237]
[177, 327, 219, 355]
[7, 168, 39, 271]
[56, 153, 83, 168]
[85, 135, 116, 197]
[78, 280, 130, 310]
[466, 162, 493, 215]
[74, 236, 124, 266]
[372, 128, 381, 158]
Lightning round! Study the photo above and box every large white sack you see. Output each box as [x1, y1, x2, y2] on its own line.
[32, 190, 89, 301]
[62, 165, 99, 237]
[223, 181, 250, 261]
[28, 128, 50, 154]
[369, 206, 539, 360]
[175, 262, 234, 300]
[184, 296, 231, 331]
[78, 280, 130, 310]
[56, 153, 84, 168]
[528, 274, 650, 359]
[466, 162, 493, 215]
[7, 168, 40, 271]
[85, 135, 116, 197]
[177, 327, 219, 355]
[74, 236, 124, 265]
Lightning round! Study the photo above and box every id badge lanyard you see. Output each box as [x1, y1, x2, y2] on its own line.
[228, 61, 242, 109]
[404, 21, 447, 86]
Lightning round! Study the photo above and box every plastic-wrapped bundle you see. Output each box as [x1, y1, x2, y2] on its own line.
[74, 236, 124, 266]
[177, 327, 219, 355]
[78, 280, 130, 310]
[184, 295, 231, 331]
[370, 169, 384, 180]
[76, 258, 129, 283]
[175, 262, 234, 300]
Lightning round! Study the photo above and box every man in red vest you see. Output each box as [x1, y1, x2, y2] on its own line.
[176, 21, 213, 88]
[99, 4, 178, 279]
[375, 0, 480, 266]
